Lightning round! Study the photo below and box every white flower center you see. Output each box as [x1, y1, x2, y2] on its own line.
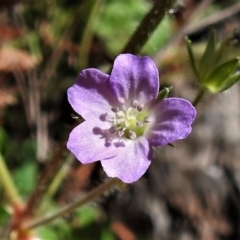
[105, 98, 152, 140]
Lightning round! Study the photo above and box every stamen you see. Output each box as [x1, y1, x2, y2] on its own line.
[137, 104, 144, 112]
[125, 120, 130, 127]
[111, 107, 119, 113]
[131, 100, 139, 108]
[117, 111, 126, 118]
[117, 118, 126, 124]
[129, 130, 137, 140]
[143, 116, 151, 123]
[126, 107, 133, 116]
[105, 98, 150, 140]
[136, 121, 144, 127]
[105, 114, 114, 123]
[118, 130, 125, 137]
[109, 126, 117, 134]
[118, 97, 125, 105]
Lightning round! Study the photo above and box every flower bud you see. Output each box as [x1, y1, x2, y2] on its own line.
[204, 58, 240, 93]
[185, 30, 240, 93]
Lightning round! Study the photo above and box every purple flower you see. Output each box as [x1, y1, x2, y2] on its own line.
[67, 54, 196, 183]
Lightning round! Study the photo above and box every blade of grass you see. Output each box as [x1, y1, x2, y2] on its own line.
[0, 153, 22, 206]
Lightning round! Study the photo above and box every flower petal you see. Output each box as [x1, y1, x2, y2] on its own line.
[109, 54, 159, 104]
[68, 69, 117, 120]
[147, 98, 196, 146]
[101, 137, 152, 183]
[67, 121, 125, 164]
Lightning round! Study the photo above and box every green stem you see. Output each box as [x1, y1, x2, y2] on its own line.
[24, 142, 66, 218]
[192, 88, 205, 107]
[22, 178, 120, 230]
[0, 153, 22, 206]
[122, 0, 175, 54]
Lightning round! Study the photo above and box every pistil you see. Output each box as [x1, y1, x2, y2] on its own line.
[106, 98, 151, 139]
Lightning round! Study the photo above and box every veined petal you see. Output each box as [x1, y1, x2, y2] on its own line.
[109, 54, 159, 104]
[101, 137, 152, 183]
[68, 69, 117, 120]
[147, 98, 196, 146]
[67, 121, 125, 164]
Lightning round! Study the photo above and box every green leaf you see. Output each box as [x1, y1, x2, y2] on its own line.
[26, 32, 42, 59]
[213, 32, 236, 68]
[37, 226, 60, 240]
[185, 37, 200, 82]
[76, 205, 99, 227]
[198, 30, 216, 81]
[101, 227, 116, 240]
[13, 162, 37, 196]
[0, 205, 9, 225]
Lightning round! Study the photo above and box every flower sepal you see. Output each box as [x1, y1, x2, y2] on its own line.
[157, 86, 173, 101]
[204, 57, 240, 93]
[186, 30, 240, 93]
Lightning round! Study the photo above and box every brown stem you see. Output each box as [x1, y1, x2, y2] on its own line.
[122, 0, 173, 54]
[153, 0, 213, 64]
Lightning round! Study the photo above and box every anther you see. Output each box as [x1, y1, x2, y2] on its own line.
[131, 100, 139, 108]
[109, 126, 117, 134]
[105, 114, 114, 123]
[136, 121, 144, 127]
[129, 130, 137, 140]
[118, 97, 125, 105]
[137, 104, 144, 111]
[143, 116, 151, 123]
[118, 130, 125, 137]
[111, 107, 119, 113]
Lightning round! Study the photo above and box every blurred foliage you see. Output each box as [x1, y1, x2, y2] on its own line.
[37, 206, 116, 240]
[1, 0, 240, 239]
[13, 162, 37, 197]
[0, 127, 8, 153]
[95, 0, 173, 55]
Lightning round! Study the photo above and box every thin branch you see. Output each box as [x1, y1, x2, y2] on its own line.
[185, 2, 240, 35]
[122, 0, 174, 54]
[153, 0, 213, 64]
[22, 178, 119, 230]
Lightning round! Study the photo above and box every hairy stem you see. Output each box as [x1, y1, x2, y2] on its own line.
[22, 178, 120, 230]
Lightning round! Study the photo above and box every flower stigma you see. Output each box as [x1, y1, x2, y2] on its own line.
[105, 97, 152, 140]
